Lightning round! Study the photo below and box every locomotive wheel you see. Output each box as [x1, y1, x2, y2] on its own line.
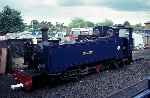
[104, 60, 119, 69]
[113, 61, 120, 69]
[125, 57, 132, 65]
[119, 61, 125, 68]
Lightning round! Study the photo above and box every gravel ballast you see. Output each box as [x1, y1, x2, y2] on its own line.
[0, 49, 150, 98]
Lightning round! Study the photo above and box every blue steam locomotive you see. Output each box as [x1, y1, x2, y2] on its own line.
[11, 26, 133, 90]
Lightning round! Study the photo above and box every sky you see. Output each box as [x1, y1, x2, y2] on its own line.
[0, 0, 150, 25]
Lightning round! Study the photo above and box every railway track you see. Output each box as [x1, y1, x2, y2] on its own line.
[107, 79, 148, 98]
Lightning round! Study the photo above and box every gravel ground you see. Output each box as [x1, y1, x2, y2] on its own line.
[0, 49, 150, 98]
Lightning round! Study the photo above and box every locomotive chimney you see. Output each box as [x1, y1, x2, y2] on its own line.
[40, 24, 49, 42]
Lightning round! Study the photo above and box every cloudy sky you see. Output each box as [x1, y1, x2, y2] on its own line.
[0, 0, 150, 25]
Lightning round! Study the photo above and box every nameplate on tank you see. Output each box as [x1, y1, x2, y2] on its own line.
[82, 50, 94, 55]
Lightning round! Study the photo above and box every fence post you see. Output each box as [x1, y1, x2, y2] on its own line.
[0, 48, 7, 74]
[0, 35, 7, 74]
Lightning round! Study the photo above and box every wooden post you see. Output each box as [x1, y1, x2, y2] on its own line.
[0, 35, 7, 74]
[0, 48, 7, 74]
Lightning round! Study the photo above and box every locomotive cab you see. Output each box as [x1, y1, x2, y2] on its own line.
[115, 26, 133, 63]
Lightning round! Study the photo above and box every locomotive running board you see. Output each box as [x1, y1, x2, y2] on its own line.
[11, 69, 49, 91]
[107, 77, 150, 98]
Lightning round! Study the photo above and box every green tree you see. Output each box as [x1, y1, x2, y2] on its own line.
[96, 19, 113, 26]
[85, 21, 94, 27]
[134, 23, 144, 31]
[69, 18, 94, 28]
[39, 21, 55, 32]
[69, 18, 95, 28]
[135, 23, 142, 27]
[68, 18, 86, 28]
[123, 21, 131, 27]
[30, 20, 39, 32]
[0, 6, 25, 34]
[55, 22, 65, 32]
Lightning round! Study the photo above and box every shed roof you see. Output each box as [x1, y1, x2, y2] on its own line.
[144, 21, 150, 24]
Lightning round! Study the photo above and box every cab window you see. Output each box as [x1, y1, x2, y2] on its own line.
[119, 29, 129, 38]
[94, 28, 113, 38]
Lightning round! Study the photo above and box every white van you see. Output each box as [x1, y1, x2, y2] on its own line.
[71, 28, 93, 36]
[132, 33, 145, 50]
